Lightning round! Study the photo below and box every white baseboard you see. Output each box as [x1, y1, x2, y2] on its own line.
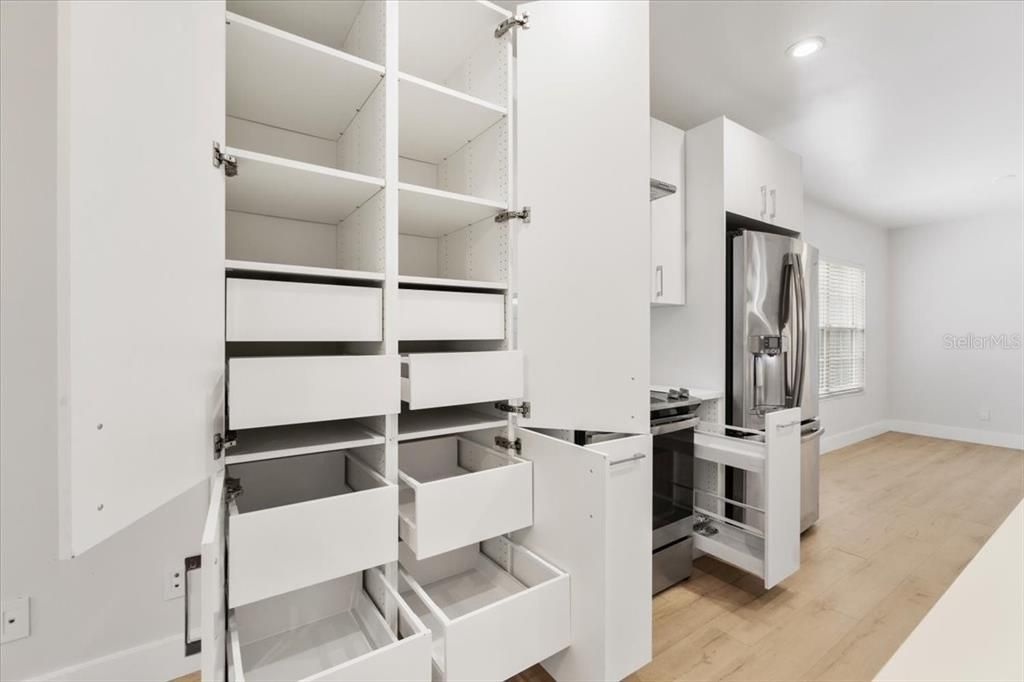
[887, 420, 1024, 450]
[821, 420, 892, 453]
[31, 634, 196, 682]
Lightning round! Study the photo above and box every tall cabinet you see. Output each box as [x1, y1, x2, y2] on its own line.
[56, 2, 651, 681]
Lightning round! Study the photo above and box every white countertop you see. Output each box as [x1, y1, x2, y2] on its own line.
[875, 500, 1024, 682]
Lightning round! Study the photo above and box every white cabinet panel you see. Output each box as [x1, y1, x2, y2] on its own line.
[651, 118, 685, 305]
[515, 0, 650, 434]
[227, 278, 382, 341]
[402, 351, 523, 410]
[228, 355, 399, 429]
[398, 288, 505, 341]
[723, 118, 804, 231]
[201, 471, 226, 682]
[398, 437, 532, 558]
[56, 0, 225, 556]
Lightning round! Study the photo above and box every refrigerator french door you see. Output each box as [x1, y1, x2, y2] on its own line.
[726, 227, 822, 531]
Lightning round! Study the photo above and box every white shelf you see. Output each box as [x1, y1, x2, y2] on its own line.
[693, 522, 765, 578]
[226, 148, 384, 225]
[226, 12, 384, 140]
[399, 72, 506, 164]
[227, 1, 364, 52]
[398, 182, 505, 238]
[398, 406, 506, 442]
[226, 259, 384, 284]
[226, 420, 385, 465]
[398, 274, 506, 291]
[399, 1, 510, 88]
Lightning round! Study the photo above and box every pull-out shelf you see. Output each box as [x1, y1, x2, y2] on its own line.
[228, 451, 397, 608]
[401, 351, 522, 410]
[399, 537, 571, 682]
[227, 355, 399, 429]
[691, 408, 802, 589]
[398, 436, 532, 559]
[398, 288, 505, 341]
[227, 278, 382, 342]
[228, 569, 430, 682]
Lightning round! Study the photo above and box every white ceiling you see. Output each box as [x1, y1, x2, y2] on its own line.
[650, 0, 1024, 228]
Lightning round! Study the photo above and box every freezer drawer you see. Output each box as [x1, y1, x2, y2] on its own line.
[227, 451, 398, 608]
[691, 408, 801, 589]
[398, 436, 532, 558]
[228, 355, 399, 429]
[398, 288, 505, 341]
[227, 278, 382, 342]
[401, 351, 523, 410]
[228, 569, 430, 682]
[399, 538, 570, 682]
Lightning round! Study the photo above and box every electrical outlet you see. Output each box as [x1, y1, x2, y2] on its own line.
[978, 408, 991, 422]
[1, 596, 30, 644]
[164, 564, 185, 601]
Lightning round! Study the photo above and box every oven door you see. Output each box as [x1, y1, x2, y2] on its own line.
[651, 416, 698, 550]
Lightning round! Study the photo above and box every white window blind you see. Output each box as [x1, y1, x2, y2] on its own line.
[818, 261, 866, 397]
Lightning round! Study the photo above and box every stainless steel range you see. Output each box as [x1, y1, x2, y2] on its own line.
[650, 393, 700, 594]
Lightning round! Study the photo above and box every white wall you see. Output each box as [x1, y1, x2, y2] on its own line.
[801, 201, 891, 451]
[1, 3, 204, 678]
[888, 210, 1024, 448]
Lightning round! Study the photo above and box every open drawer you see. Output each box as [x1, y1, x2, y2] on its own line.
[228, 355, 399, 429]
[227, 278, 382, 342]
[692, 408, 801, 589]
[398, 537, 570, 682]
[401, 351, 523, 410]
[398, 436, 532, 558]
[398, 288, 505, 341]
[228, 451, 398, 608]
[228, 569, 431, 682]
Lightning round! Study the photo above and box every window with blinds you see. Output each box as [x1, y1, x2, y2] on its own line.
[818, 260, 866, 397]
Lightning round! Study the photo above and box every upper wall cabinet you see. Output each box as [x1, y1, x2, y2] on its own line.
[722, 119, 804, 231]
[651, 118, 685, 306]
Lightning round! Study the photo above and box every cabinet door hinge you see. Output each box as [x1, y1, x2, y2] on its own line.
[495, 207, 531, 224]
[495, 13, 529, 38]
[494, 435, 522, 454]
[495, 401, 531, 418]
[225, 476, 244, 502]
[212, 141, 237, 177]
[213, 432, 236, 459]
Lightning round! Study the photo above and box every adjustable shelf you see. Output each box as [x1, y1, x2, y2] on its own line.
[227, 0, 369, 53]
[398, 275, 507, 291]
[226, 419, 386, 466]
[226, 259, 384, 285]
[398, 183, 505, 238]
[399, 73, 506, 164]
[397, 405, 507, 442]
[226, 12, 384, 141]
[226, 148, 384, 225]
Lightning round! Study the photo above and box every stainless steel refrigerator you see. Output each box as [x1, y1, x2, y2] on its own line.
[726, 228, 824, 532]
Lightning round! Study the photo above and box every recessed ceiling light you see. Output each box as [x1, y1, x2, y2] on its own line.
[787, 36, 826, 58]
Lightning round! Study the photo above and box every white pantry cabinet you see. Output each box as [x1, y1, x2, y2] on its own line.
[56, 1, 650, 681]
[721, 118, 804, 231]
[650, 118, 685, 306]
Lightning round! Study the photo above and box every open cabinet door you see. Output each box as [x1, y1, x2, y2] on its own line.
[57, 1, 225, 557]
[201, 471, 226, 681]
[514, 0, 650, 434]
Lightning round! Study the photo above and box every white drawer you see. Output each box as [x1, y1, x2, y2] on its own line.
[227, 278, 382, 342]
[229, 569, 431, 682]
[228, 355, 399, 429]
[398, 436, 532, 559]
[228, 451, 398, 608]
[401, 351, 523, 410]
[399, 538, 570, 682]
[398, 288, 505, 341]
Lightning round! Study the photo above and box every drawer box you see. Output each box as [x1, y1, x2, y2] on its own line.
[399, 538, 570, 682]
[228, 451, 398, 608]
[398, 288, 505, 341]
[227, 278, 382, 342]
[229, 569, 430, 682]
[228, 355, 399, 429]
[402, 351, 523, 410]
[398, 436, 532, 558]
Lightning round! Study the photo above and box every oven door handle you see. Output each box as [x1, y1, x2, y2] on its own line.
[650, 416, 700, 436]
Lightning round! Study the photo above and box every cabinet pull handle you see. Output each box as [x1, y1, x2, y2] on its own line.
[760, 185, 768, 218]
[610, 453, 647, 467]
[770, 188, 777, 220]
[656, 265, 664, 297]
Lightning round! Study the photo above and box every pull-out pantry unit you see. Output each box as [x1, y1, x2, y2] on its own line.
[56, 1, 656, 681]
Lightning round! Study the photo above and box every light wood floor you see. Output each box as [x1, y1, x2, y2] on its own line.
[178, 432, 1023, 682]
